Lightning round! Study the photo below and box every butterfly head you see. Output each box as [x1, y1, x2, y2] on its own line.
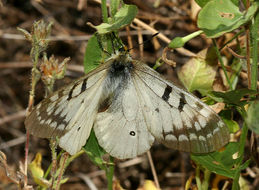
[108, 47, 133, 75]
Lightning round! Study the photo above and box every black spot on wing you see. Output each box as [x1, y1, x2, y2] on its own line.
[178, 93, 187, 112]
[80, 79, 87, 93]
[67, 83, 77, 100]
[162, 85, 172, 101]
[130, 131, 136, 136]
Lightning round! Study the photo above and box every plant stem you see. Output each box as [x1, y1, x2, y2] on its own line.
[250, 11, 259, 91]
[232, 107, 248, 190]
[55, 152, 69, 190]
[245, 0, 252, 89]
[195, 166, 202, 190]
[202, 169, 211, 190]
[50, 139, 58, 189]
[101, 0, 108, 23]
[107, 156, 114, 190]
[24, 45, 41, 187]
[245, 28, 251, 89]
[24, 131, 30, 186]
[212, 39, 233, 90]
[44, 151, 63, 179]
[219, 29, 245, 51]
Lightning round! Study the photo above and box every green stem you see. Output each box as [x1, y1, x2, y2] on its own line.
[29, 46, 41, 105]
[219, 29, 245, 51]
[66, 150, 84, 165]
[232, 107, 248, 190]
[212, 39, 233, 90]
[44, 150, 64, 178]
[237, 107, 248, 164]
[107, 156, 114, 190]
[232, 170, 241, 190]
[101, 0, 108, 23]
[195, 166, 202, 190]
[201, 169, 211, 190]
[250, 11, 259, 91]
[181, 30, 203, 43]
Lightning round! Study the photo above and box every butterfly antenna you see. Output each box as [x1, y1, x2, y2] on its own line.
[128, 32, 160, 51]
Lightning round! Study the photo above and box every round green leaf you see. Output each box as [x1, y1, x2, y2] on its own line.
[198, 0, 258, 38]
[96, 4, 138, 34]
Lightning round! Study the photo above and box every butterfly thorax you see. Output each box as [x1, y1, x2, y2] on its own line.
[98, 51, 134, 112]
[108, 50, 133, 74]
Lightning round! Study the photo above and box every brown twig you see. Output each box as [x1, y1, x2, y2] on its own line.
[0, 62, 84, 73]
[76, 173, 98, 190]
[77, 0, 87, 10]
[226, 45, 245, 59]
[0, 136, 26, 149]
[147, 151, 160, 189]
[0, 110, 26, 126]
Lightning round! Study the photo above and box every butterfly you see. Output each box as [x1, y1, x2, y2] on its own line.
[25, 42, 229, 159]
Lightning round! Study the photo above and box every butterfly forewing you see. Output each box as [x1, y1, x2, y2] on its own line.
[132, 61, 229, 153]
[25, 61, 112, 154]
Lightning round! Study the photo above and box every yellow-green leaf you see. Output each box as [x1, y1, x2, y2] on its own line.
[177, 48, 217, 95]
[29, 153, 50, 188]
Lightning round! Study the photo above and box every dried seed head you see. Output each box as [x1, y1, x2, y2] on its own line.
[40, 54, 70, 89]
[18, 20, 53, 52]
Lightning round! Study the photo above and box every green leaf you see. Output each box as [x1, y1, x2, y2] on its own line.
[222, 118, 240, 133]
[208, 89, 257, 105]
[196, 0, 239, 8]
[84, 35, 103, 73]
[245, 101, 259, 134]
[110, 0, 120, 17]
[219, 110, 240, 133]
[96, 4, 138, 34]
[198, 0, 258, 38]
[29, 153, 50, 188]
[195, 0, 213, 8]
[177, 48, 217, 95]
[83, 130, 107, 170]
[191, 142, 240, 178]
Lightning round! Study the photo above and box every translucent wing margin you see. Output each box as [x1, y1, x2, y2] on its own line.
[25, 63, 111, 155]
[133, 61, 229, 153]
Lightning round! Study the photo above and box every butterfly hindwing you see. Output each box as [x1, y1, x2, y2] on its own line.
[132, 61, 229, 153]
[94, 75, 155, 159]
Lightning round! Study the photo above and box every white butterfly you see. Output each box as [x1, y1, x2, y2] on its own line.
[25, 47, 229, 159]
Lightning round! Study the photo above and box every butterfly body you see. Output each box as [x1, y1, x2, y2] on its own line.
[25, 50, 229, 159]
